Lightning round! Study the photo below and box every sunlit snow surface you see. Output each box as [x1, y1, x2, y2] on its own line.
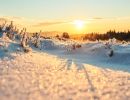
[0, 38, 130, 100]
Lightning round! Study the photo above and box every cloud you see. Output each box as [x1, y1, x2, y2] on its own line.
[0, 16, 24, 24]
[92, 17, 130, 21]
[0, 18, 8, 22]
[34, 18, 104, 27]
[34, 21, 69, 27]
[0, 16, 30, 29]
[93, 17, 104, 20]
[0, 17, 9, 25]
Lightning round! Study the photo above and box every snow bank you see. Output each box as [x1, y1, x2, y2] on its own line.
[40, 39, 130, 72]
[40, 39, 60, 50]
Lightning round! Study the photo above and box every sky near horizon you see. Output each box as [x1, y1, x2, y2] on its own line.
[0, 0, 130, 34]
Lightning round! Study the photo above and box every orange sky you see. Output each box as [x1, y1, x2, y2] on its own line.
[28, 17, 130, 34]
[0, 0, 130, 34]
[0, 16, 130, 34]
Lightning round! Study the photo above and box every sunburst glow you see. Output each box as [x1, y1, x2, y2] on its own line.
[73, 20, 85, 29]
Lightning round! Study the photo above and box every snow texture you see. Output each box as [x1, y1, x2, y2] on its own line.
[0, 38, 130, 100]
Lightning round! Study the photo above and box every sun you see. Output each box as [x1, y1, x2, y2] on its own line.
[73, 20, 85, 29]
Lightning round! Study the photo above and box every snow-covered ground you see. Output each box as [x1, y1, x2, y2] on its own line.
[40, 39, 130, 72]
[0, 38, 130, 100]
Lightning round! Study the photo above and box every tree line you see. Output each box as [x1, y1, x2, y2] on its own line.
[82, 30, 130, 41]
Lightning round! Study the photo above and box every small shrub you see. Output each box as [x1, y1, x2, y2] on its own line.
[62, 32, 70, 39]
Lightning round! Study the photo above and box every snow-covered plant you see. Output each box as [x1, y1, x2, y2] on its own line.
[107, 49, 114, 57]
